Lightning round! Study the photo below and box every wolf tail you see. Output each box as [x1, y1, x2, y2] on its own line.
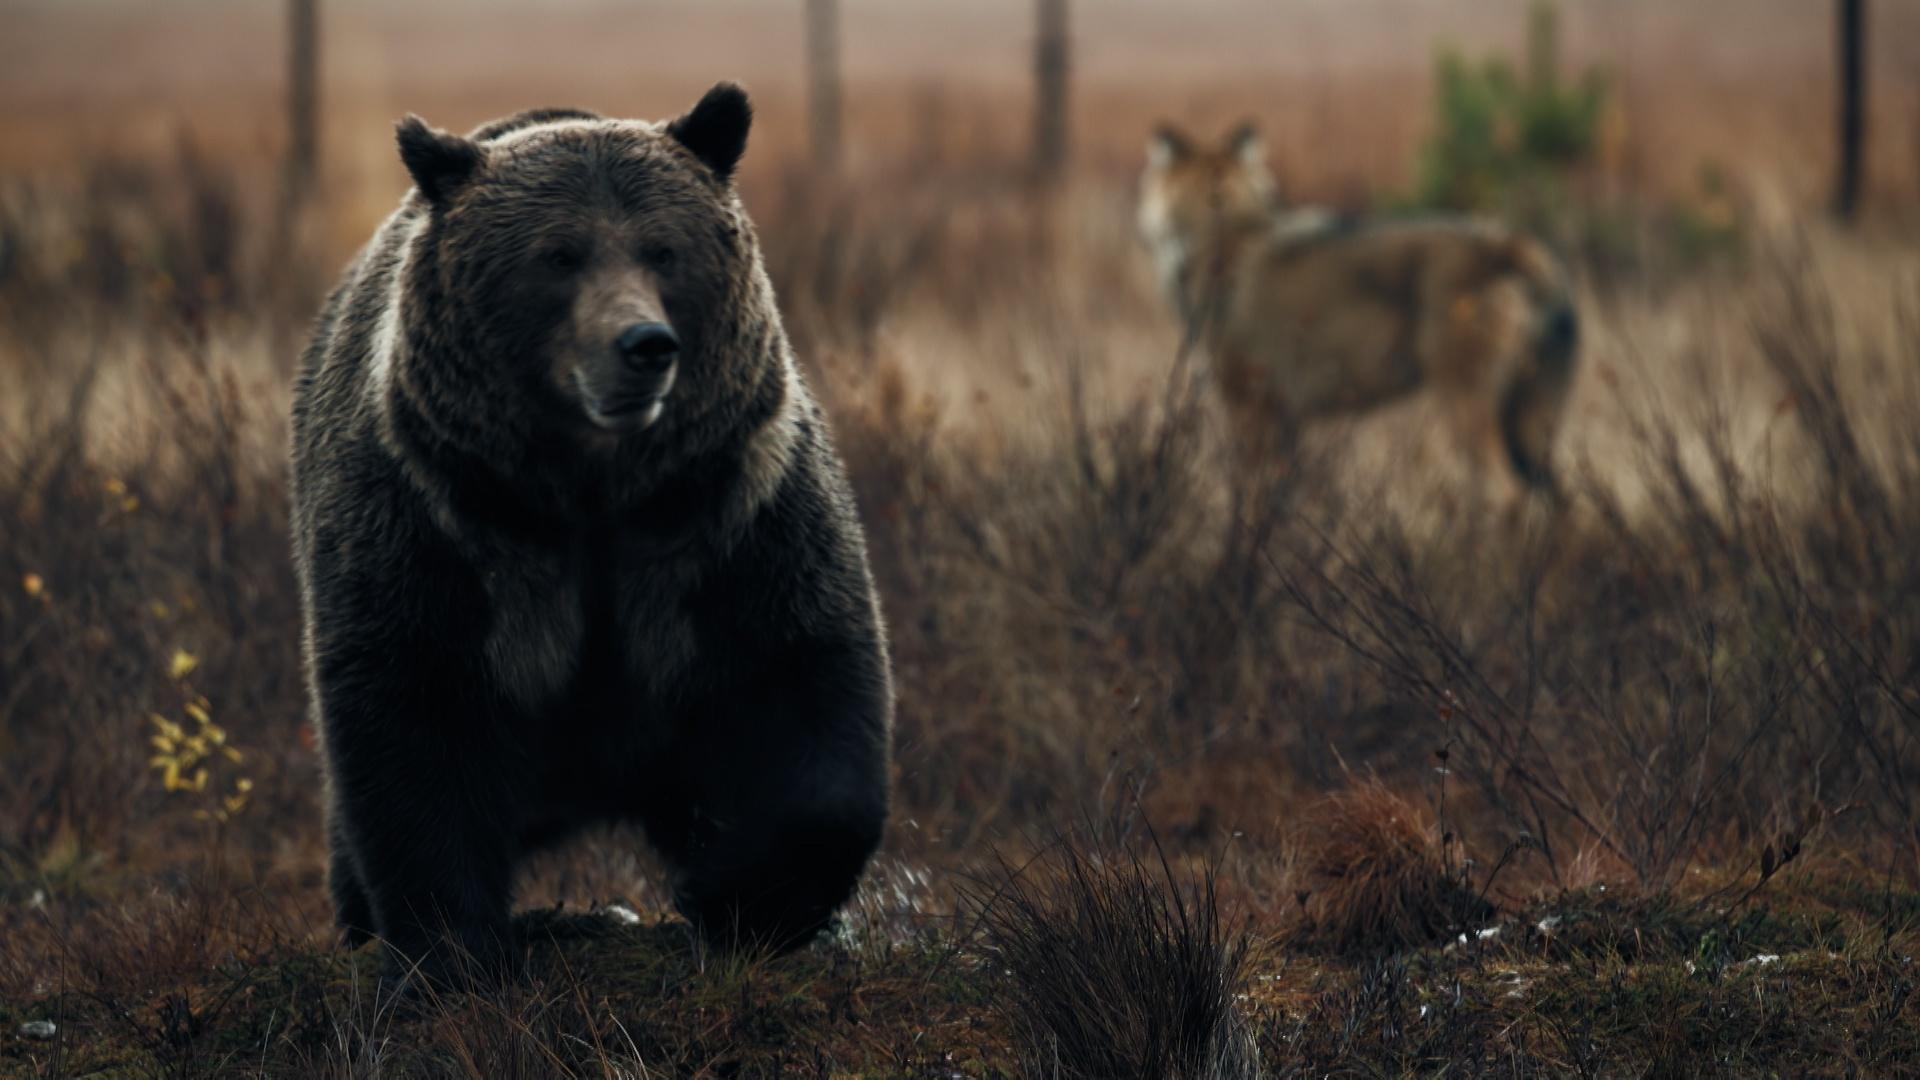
[1533, 300, 1580, 375]
[1498, 244, 1580, 494]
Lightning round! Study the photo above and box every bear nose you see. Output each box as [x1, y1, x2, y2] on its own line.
[616, 322, 679, 374]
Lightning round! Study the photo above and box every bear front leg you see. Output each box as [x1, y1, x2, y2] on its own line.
[669, 796, 884, 954]
[326, 804, 376, 947]
[651, 662, 890, 954]
[327, 725, 522, 990]
[315, 640, 526, 991]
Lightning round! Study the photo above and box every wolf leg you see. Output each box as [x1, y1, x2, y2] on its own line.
[1220, 379, 1298, 485]
[1438, 387, 1526, 508]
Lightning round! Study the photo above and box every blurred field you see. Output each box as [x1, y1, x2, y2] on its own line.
[7, 0, 1920, 239]
[2, 1, 1919, 1076]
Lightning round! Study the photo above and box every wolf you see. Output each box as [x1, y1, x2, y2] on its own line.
[1138, 122, 1579, 497]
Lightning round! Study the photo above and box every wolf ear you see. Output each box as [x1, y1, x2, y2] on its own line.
[1224, 121, 1265, 169]
[1148, 123, 1194, 169]
[669, 82, 752, 184]
[397, 115, 485, 206]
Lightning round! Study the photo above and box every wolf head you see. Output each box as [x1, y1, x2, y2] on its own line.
[1137, 121, 1278, 242]
[1136, 121, 1278, 309]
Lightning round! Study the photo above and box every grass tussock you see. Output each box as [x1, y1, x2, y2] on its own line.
[1285, 780, 1492, 955]
[970, 830, 1259, 1080]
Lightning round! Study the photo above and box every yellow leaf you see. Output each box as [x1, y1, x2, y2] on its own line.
[22, 573, 44, 598]
[103, 477, 127, 496]
[169, 649, 199, 681]
[234, 777, 254, 793]
[184, 700, 211, 725]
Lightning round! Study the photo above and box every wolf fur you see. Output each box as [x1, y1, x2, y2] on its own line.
[1139, 122, 1579, 496]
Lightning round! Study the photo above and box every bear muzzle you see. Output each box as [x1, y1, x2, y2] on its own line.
[575, 321, 680, 433]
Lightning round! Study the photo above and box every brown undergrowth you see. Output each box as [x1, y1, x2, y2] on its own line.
[1, 110, 1917, 1075]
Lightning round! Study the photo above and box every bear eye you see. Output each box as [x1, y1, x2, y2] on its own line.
[543, 246, 586, 274]
[641, 245, 677, 272]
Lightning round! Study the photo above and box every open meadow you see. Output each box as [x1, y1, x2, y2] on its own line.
[2, 1, 1919, 1075]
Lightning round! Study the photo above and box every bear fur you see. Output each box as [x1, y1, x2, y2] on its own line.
[289, 84, 891, 983]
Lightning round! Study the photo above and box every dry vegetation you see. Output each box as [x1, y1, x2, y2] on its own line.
[3, 1, 1920, 1076]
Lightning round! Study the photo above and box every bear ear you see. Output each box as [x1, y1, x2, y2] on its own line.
[1148, 123, 1194, 169]
[667, 82, 752, 184]
[396, 115, 485, 206]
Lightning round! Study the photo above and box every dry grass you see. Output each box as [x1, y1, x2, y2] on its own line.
[3, 138, 1918, 1079]
[3, 3, 1920, 1075]
[1284, 781, 1492, 955]
[967, 829, 1258, 1079]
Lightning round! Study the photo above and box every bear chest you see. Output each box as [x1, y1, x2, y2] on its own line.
[478, 541, 702, 720]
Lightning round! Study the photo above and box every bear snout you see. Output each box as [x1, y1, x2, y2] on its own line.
[572, 321, 681, 433]
[617, 321, 680, 376]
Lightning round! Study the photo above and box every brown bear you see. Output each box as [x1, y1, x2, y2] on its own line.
[289, 84, 892, 985]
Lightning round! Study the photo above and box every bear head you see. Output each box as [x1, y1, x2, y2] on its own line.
[387, 84, 785, 507]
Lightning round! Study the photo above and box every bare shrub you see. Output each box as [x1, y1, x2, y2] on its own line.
[0, 302, 303, 874]
[1745, 263, 1920, 864]
[1275, 253, 1920, 893]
